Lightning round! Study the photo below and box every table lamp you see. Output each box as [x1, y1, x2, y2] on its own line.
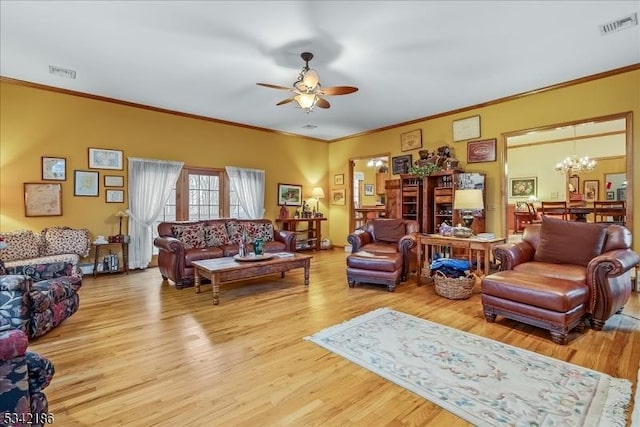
[115, 210, 129, 236]
[312, 187, 325, 213]
[453, 189, 484, 228]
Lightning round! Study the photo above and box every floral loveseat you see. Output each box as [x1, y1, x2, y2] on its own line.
[0, 328, 55, 427]
[0, 227, 90, 338]
[154, 219, 296, 289]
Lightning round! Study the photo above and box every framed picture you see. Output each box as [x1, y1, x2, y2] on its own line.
[509, 177, 537, 198]
[568, 175, 579, 194]
[606, 191, 615, 200]
[104, 175, 124, 187]
[331, 188, 346, 205]
[583, 180, 599, 201]
[453, 115, 481, 142]
[106, 189, 125, 203]
[467, 139, 496, 163]
[41, 156, 66, 181]
[277, 183, 302, 206]
[364, 184, 374, 196]
[400, 129, 422, 152]
[391, 154, 412, 175]
[24, 183, 62, 217]
[334, 174, 344, 186]
[88, 148, 124, 170]
[74, 170, 99, 196]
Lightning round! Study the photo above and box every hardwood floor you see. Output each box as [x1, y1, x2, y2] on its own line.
[30, 250, 640, 426]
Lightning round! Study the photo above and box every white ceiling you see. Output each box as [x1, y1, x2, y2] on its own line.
[1, 1, 638, 141]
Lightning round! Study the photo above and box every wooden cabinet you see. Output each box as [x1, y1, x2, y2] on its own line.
[375, 172, 389, 195]
[400, 175, 423, 226]
[276, 218, 326, 251]
[385, 179, 401, 219]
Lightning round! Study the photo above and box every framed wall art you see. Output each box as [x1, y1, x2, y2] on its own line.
[277, 183, 302, 206]
[509, 177, 537, 198]
[88, 148, 124, 170]
[331, 188, 346, 205]
[364, 183, 374, 196]
[606, 191, 615, 200]
[452, 115, 481, 142]
[74, 170, 99, 196]
[400, 129, 422, 152]
[104, 175, 124, 187]
[568, 175, 579, 194]
[334, 174, 344, 186]
[41, 156, 66, 181]
[391, 154, 412, 175]
[583, 180, 599, 201]
[467, 139, 496, 163]
[24, 183, 63, 217]
[106, 189, 125, 203]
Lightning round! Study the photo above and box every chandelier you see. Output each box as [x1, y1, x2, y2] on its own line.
[554, 126, 596, 175]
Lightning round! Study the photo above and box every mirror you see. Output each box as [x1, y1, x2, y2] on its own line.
[502, 112, 632, 237]
[349, 154, 390, 230]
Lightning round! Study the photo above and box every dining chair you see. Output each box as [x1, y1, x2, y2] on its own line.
[540, 201, 568, 220]
[593, 200, 626, 225]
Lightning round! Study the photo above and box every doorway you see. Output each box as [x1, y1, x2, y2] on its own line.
[348, 154, 390, 231]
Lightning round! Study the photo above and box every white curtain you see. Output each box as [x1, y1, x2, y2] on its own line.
[225, 166, 265, 219]
[127, 158, 183, 269]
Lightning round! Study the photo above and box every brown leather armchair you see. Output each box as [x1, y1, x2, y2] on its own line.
[347, 219, 419, 281]
[487, 217, 639, 333]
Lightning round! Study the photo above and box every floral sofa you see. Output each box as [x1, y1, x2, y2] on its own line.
[0, 328, 55, 427]
[0, 227, 90, 338]
[154, 219, 296, 289]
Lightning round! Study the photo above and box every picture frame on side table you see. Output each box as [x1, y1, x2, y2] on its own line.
[391, 154, 412, 175]
[334, 174, 344, 186]
[400, 129, 422, 152]
[74, 170, 99, 196]
[509, 177, 537, 198]
[452, 115, 481, 142]
[467, 139, 496, 163]
[277, 183, 302, 206]
[106, 189, 125, 203]
[24, 183, 63, 217]
[88, 148, 124, 170]
[41, 156, 66, 181]
[583, 180, 599, 201]
[331, 188, 346, 205]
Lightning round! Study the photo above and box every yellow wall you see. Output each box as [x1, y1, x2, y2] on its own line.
[0, 82, 329, 238]
[328, 69, 639, 250]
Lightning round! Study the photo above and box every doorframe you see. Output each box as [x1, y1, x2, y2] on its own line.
[348, 152, 390, 232]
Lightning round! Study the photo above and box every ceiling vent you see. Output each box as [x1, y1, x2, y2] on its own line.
[48, 65, 76, 79]
[599, 13, 638, 35]
[302, 124, 318, 129]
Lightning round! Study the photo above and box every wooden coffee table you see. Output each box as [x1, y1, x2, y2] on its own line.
[192, 253, 312, 305]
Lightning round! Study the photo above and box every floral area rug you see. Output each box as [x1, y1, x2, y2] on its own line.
[305, 308, 631, 426]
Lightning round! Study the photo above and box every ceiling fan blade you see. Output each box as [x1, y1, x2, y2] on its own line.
[316, 97, 331, 109]
[256, 83, 292, 91]
[320, 86, 359, 96]
[276, 97, 295, 106]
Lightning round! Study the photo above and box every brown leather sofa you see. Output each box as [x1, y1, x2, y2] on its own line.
[482, 217, 639, 344]
[347, 218, 419, 281]
[154, 219, 296, 289]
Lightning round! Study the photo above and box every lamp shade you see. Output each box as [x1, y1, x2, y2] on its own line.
[453, 189, 484, 210]
[115, 210, 128, 218]
[312, 187, 325, 199]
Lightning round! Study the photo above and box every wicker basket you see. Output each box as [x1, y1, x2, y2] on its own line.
[433, 270, 475, 299]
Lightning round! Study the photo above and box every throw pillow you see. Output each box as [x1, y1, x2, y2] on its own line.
[373, 219, 407, 243]
[242, 222, 275, 242]
[0, 229, 40, 261]
[171, 223, 206, 249]
[225, 220, 243, 244]
[42, 227, 91, 257]
[534, 216, 607, 267]
[204, 223, 230, 247]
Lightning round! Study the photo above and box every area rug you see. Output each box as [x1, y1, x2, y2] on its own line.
[305, 308, 631, 426]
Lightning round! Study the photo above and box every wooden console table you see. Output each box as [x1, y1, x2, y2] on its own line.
[276, 218, 326, 251]
[92, 240, 129, 277]
[417, 234, 506, 284]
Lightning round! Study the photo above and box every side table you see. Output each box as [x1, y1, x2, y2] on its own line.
[93, 241, 129, 277]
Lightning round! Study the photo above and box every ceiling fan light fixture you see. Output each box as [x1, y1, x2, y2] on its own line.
[294, 93, 318, 112]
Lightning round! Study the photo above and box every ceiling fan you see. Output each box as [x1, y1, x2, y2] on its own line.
[257, 52, 358, 113]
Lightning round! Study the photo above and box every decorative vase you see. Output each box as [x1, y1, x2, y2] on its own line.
[253, 238, 264, 256]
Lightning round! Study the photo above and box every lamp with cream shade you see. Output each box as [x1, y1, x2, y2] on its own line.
[453, 189, 484, 229]
[115, 210, 128, 236]
[312, 187, 325, 214]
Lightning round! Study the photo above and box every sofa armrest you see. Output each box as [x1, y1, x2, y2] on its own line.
[588, 248, 640, 277]
[153, 236, 184, 254]
[0, 275, 32, 334]
[6, 261, 76, 282]
[398, 232, 417, 252]
[0, 275, 31, 292]
[0, 329, 28, 361]
[492, 241, 536, 270]
[274, 229, 297, 252]
[347, 231, 372, 253]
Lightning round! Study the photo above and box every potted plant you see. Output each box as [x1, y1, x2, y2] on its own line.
[408, 163, 442, 178]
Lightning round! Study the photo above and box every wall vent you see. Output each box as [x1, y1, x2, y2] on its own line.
[48, 65, 76, 79]
[599, 13, 638, 35]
